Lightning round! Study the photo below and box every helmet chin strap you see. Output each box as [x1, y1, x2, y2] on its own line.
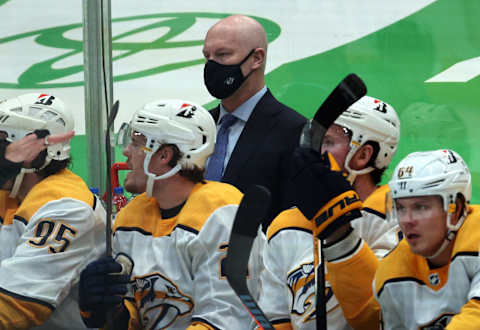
[8, 157, 52, 198]
[9, 168, 36, 198]
[343, 150, 375, 184]
[426, 206, 466, 261]
[143, 151, 181, 197]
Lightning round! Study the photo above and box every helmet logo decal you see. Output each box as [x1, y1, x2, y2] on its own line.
[177, 104, 197, 119]
[35, 94, 55, 106]
[374, 102, 388, 113]
[397, 166, 414, 179]
[445, 150, 458, 164]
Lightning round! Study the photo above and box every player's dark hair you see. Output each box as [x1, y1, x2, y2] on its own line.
[365, 141, 385, 185]
[31, 149, 71, 178]
[163, 144, 205, 183]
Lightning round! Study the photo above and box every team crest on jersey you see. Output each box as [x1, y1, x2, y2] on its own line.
[428, 273, 440, 286]
[287, 262, 335, 323]
[132, 273, 194, 328]
[420, 313, 454, 329]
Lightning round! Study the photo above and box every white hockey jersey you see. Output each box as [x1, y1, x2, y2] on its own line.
[0, 169, 106, 330]
[259, 185, 399, 330]
[374, 205, 480, 330]
[113, 181, 265, 330]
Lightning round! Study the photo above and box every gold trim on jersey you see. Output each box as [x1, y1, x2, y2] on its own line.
[114, 181, 243, 238]
[0, 190, 18, 225]
[14, 169, 94, 224]
[362, 184, 389, 217]
[376, 205, 480, 296]
[0, 289, 52, 328]
[267, 207, 313, 241]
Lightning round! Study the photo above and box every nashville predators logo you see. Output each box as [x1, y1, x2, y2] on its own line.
[132, 273, 193, 329]
[287, 262, 335, 324]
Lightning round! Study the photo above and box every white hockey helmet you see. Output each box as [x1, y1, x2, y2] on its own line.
[334, 95, 400, 181]
[389, 149, 471, 258]
[0, 93, 74, 161]
[118, 99, 216, 196]
[390, 149, 471, 214]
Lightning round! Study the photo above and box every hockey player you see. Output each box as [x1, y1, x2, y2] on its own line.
[374, 149, 480, 329]
[259, 95, 400, 329]
[1, 129, 74, 187]
[0, 93, 106, 329]
[78, 99, 265, 329]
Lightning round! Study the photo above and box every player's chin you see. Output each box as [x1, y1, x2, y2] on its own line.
[124, 179, 146, 195]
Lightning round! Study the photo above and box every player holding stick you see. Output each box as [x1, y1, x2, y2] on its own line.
[78, 99, 266, 329]
[259, 96, 400, 329]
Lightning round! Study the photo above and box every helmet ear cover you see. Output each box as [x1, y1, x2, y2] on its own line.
[335, 95, 400, 182]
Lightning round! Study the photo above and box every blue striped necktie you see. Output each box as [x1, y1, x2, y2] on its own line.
[205, 114, 238, 181]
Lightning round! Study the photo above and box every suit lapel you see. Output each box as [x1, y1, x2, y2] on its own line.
[222, 90, 280, 183]
[210, 106, 220, 123]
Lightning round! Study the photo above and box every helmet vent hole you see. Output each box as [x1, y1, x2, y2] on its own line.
[41, 110, 58, 121]
[202, 135, 207, 144]
[56, 118, 66, 127]
[0, 115, 9, 123]
[186, 155, 191, 159]
[11, 107, 22, 113]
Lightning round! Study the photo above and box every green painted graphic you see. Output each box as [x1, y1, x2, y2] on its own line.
[0, 13, 280, 88]
[266, 0, 480, 201]
[3, 1, 480, 202]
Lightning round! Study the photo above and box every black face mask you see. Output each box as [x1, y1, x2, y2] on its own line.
[203, 49, 256, 99]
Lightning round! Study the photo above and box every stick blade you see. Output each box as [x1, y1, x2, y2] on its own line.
[305, 74, 367, 151]
[224, 184, 273, 330]
[226, 185, 271, 279]
[313, 73, 367, 128]
[107, 100, 120, 129]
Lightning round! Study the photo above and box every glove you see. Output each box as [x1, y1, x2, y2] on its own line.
[290, 147, 363, 239]
[79, 256, 130, 328]
[0, 140, 22, 187]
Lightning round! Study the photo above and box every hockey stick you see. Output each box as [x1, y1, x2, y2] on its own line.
[302, 73, 367, 330]
[224, 184, 274, 330]
[105, 100, 119, 257]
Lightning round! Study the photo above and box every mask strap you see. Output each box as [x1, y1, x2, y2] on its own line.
[239, 48, 256, 65]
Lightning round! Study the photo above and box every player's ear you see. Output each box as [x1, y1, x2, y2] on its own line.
[151, 145, 174, 169]
[451, 194, 466, 225]
[351, 144, 374, 170]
